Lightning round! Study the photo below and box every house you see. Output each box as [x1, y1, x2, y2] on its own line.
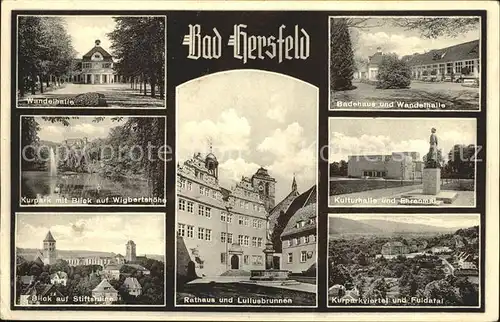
[431, 246, 453, 254]
[19, 275, 35, 287]
[91, 279, 119, 304]
[114, 254, 126, 264]
[71, 40, 119, 84]
[50, 271, 68, 286]
[123, 277, 142, 297]
[402, 40, 480, 81]
[102, 263, 122, 280]
[124, 264, 151, 275]
[328, 284, 346, 297]
[341, 286, 360, 301]
[281, 186, 317, 274]
[381, 241, 409, 256]
[19, 282, 64, 306]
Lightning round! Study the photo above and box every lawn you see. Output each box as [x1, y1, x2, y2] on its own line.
[332, 81, 479, 110]
[177, 282, 316, 306]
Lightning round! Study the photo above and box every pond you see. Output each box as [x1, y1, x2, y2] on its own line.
[21, 171, 165, 205]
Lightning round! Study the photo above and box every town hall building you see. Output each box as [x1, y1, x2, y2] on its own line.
[71, 40, 119, 84]
[176, 150, 268, 277]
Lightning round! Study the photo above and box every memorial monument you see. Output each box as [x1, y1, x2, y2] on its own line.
[400, 127, 457, 205]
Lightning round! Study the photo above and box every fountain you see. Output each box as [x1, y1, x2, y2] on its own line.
[49, 147, 58, 177]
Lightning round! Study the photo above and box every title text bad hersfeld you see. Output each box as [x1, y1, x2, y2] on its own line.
[183, 24, 310, 63]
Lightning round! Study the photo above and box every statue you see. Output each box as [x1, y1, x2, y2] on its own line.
[425, 128, 440, 168]
[265, 216, 272, 242]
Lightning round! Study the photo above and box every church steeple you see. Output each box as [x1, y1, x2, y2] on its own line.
[291, 174, 298, 192]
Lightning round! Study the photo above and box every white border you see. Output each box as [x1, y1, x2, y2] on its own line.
[15, 15, 167, 110]
[18, 115, 167, 207]
[327, 15, 483, 112]
[173, 69, 319, 308]
[13, 211, 167, 307]
[327, 116, 478, 208]
[327, 213, 482, 309]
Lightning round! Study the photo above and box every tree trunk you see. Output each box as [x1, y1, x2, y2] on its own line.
[130, 77, 133, 88]
[39, 75, 44, 94]
[159, 81, 164, 99]
[19, 75, 25, 97]
[30, 74, 35, 95]
[140, 75, 143, 93]
[46, 76, 50, 89]
[143, 78, 147, 96]
[150, 76, 156, 98]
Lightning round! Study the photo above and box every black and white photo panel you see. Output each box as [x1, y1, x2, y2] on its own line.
[328, 117, 478, 208]
[14, 212, 166, 306]
[175, 70, 318, 307]
[329, 16, 483, 111]
[16, 15, 166, 108]
[328, 213, 481, 308]
[19, 115, 167, 206]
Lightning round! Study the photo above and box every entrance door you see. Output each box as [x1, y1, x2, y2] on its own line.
[230, 255, 239, 269]
[103, 75, 107, 83]
[86, 75, 91, 84]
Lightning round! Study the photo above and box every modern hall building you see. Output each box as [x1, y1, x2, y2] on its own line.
[347, 152, 423, 180]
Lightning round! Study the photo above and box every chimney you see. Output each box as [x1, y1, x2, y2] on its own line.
[376, 47, 382, 54]
[95, 39, 101, 47]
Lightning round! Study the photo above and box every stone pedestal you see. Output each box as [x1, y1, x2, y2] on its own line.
[263, 242, 275, 270]
[423, 168, 441, 195]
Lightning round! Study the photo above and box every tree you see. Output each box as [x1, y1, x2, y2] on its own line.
[392, 18, 480, 39]
[446, 144, 476, 179]
[108, 17, 165, 99]
[376, 54, 412, 89]
[17, 17, 75, 96]
[330, 18, 356, 91]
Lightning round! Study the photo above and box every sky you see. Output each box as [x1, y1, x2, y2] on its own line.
[33, 117, 127, 143]
[330, 214, 480, 229]
[329, 118, 477, 162]
[16, 213, 165, 256]
[177, 70, 318, 202]
[345, 17, 481, 59]
[62, 16, 117, 57]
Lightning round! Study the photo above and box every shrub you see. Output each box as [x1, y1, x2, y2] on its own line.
[376, 54, 412, 89]
[430, 70, 437, 76]
[74, 92, 107, 107]
[422, 70, 429, 76]
[330, 18, 356, 91]
[461, 66, 471, 76]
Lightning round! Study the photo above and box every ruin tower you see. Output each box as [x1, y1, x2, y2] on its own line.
[251, 167, 276, 211]
[43, 231, 57, 265]
[126, 240, 137, 262]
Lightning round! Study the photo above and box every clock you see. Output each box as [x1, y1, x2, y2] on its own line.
[258, 184, 264, 191]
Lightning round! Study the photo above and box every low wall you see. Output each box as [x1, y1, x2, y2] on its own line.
[329, 179, 420, 196]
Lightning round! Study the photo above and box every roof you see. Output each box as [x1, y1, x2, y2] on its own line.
[281, 185, 317, 238]
[125, 264, 149, 271]
[115, 254, 124, 258]
[44, 231, 56, 242]
[384, 241, 406, 247]
[369, 52, 384, 66]
[127, 240, 136, 245]
[20, 275, 34, 285]
[82, 45, 113, 62]
[252, 167, 276, 181]
[51, 271, 68, 279]
[268, 188, 301, 231]
[402, 39, 479, 66]
[123, 277, 142, 290]
[23, 282, 61, 297]
[92, 279, 117, 293]
[104, 263, 123, 270]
